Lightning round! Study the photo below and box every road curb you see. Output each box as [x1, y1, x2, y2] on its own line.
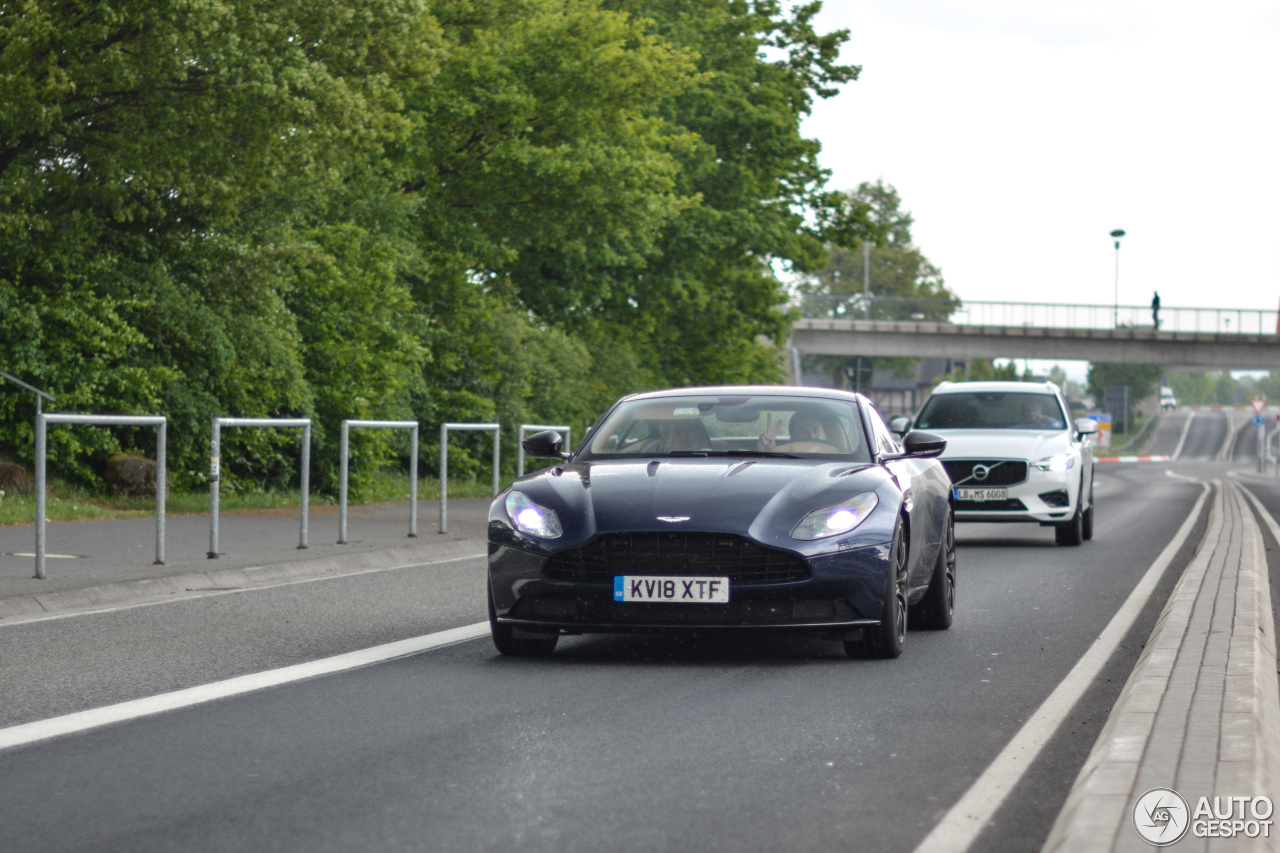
[1044, 481, 1280, 851]
[0, 539, 486, 623]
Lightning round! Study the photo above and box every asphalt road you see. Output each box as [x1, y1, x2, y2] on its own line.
[0, 452, 1254, 853]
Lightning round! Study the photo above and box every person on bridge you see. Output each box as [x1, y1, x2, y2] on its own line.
[1152, 291, 1161, 329]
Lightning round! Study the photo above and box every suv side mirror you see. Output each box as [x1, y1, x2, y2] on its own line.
[889, 416, 912, 436]
[522, 429, 569, 460]
[1075, 418, 1099, 437]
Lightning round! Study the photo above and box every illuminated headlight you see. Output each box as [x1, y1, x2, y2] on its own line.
[792, 493, 879, 540]
[505, 491, 562, 539]
[1033, 452, 1075, 472]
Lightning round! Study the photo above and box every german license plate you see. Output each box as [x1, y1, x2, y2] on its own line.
[956, 487, 1008, 501]
[614, 576, 730, 603]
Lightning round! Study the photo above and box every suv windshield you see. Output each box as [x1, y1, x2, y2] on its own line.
[579, 395, 872, 461]
[915, 392, 1066, 431]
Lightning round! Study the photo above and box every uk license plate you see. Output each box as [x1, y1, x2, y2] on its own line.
[614, 576, 730, 603]
[955, 487, 1008, 501]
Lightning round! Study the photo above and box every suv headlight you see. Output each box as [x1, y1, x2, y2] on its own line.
[505, 491, 563, 538]
[792, 493, 879, 540]
[1033, 452, 1075, 472]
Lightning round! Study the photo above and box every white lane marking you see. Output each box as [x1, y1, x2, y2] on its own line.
[3, 553, 82, 559]
[0, 621, 491, 752]
[0, 552, 488, 628]
[1166, 469, 1201, 482]
[911, 479, 1210, 853]
[1172, 410, 1195, 460]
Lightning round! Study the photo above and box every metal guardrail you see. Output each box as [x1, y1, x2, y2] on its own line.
[35, 414, 167, 579]
[794, 295, 1279, 336]
[338, 420, 419, 544]
[209, 418, 311, 558]
[439, 423, 500, 534]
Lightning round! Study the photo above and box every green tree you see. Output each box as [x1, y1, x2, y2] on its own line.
[1087, 363, 1165, 405]
[799, 180, 958, 321]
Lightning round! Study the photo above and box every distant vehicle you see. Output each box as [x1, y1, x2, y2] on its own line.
[488, 386, 957, 659]
[1160, 395, 1178, 410]
[890, 381, 1097, 546]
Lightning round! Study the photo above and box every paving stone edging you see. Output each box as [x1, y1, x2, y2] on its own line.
[0, 538, 486, 623]
[1044, 481, 1280, 852]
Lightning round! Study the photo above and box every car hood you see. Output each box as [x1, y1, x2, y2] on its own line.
[512, 457, 893, 550]
[930, 429, 1071, 461]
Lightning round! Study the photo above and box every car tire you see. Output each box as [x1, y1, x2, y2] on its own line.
[1055, 497, 1084, 546]
[488, 584, 559, 656]
[847, 522, 908, 659]
[1081, 480, 1094, 541]
[911, 508, 955, 630]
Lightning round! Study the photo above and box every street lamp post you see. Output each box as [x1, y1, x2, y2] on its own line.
[1110, 228, 1126, 327]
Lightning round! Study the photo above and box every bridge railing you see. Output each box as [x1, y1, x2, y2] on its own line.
[793, 295, 1279, 336]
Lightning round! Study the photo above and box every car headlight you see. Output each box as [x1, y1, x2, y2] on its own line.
[505, 491, 563, 539]
[792, 492, 879, 540]
[1033, 452, 1075, 472]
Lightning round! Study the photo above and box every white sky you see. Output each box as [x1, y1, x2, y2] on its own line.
[804, 0, 1280, 316]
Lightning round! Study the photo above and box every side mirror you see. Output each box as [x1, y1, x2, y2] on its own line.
[889, 416, 912, 436]
[522, 429, 569, 460]
[1075, 418, 1099, 436]
[899, 430, 946, 458]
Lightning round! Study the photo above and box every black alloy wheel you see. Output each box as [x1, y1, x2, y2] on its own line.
[848, 522, 908, 659]
[912, 509, 955, 630]
[488, 584, 559, 656]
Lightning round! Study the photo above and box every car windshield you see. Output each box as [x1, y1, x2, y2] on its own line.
[915, 392, 1067, 430]
[579, 394, 872, 461]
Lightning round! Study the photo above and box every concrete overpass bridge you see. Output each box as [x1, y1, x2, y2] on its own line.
[788, 297, 1280, 370]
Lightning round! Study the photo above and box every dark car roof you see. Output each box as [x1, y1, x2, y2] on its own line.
[621, 385, 868, 404]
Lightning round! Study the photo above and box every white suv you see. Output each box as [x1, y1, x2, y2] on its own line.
[893, 381, 1098, 546]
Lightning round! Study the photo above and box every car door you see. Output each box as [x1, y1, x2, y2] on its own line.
[864, 402, 946, 591]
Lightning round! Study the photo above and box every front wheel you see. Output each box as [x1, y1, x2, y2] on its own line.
[1081, 480, 1094, 541]
[1055, 500, 1084, 546]
[489, 584, 559, 656]
[846, 523, 908, 659]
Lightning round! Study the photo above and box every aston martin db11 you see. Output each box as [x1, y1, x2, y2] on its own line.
[487, 386, 956, 659]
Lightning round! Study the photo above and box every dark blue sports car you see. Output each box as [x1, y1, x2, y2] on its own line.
[487, 386, 955, 659]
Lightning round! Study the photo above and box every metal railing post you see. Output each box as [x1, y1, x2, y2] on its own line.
[338, 421, 351, 544]
[209, 419, 221, 558]
[299, 423, 310, 549]
[155, 422, 166, 565]
[440, 423, 448, 534]
[34, 413, 46, 580]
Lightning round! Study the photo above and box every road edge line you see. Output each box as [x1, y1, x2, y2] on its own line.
[910, 480, 1210, 853]
[0, 622, 490, 752]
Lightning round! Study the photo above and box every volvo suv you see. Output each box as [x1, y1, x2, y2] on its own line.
[892, 381, 1098, 545]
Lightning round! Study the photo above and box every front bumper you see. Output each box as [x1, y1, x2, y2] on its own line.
[488, 538, 891, 636]
[953, 466, 1079, 524]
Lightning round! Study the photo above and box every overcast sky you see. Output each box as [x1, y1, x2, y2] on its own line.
[804, 0, 1280, 319]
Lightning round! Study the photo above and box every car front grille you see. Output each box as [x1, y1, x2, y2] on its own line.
[943, 459, 1028, 486]
[542, 532, 810, 585]
[511, 597, 856, 625]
